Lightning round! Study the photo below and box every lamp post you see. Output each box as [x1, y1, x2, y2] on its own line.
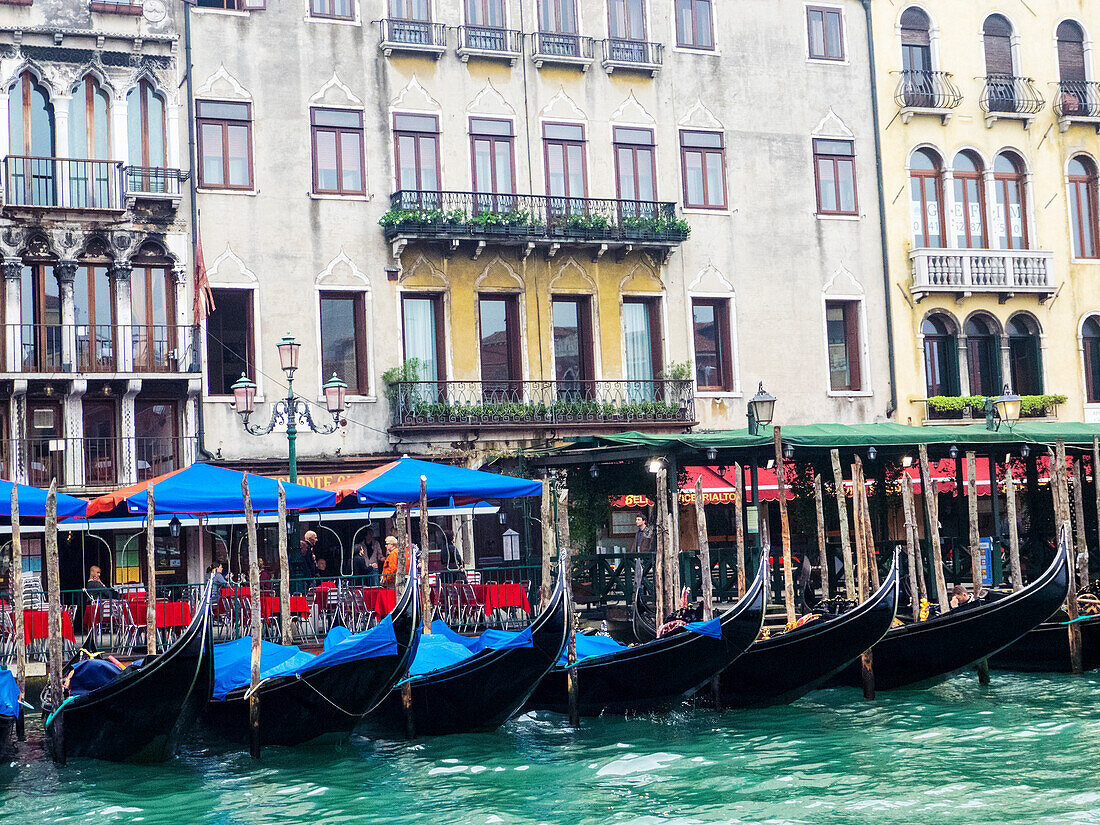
[747, 382, 776, 436]
[230, 332, 348, 485]
[985, 385, 1022, 432]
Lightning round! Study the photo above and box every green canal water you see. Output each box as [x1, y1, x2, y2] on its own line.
[3, 672, 1100, 824]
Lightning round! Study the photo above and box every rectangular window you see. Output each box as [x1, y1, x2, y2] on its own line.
[205, 288, 254, 395]
[692, 298, 733, 392]
[197, 0, 267, 8]
[390, 0, 429, 19]
[552, 296, 594, 397]
[26, 402, 61, 488]
[401, 293, 445, 390]
[614, 126, 656, 206]
[825, 300, 862, 392]
[680, 130, 726, 209]
[609, 0, 645, 40]
[83, 400, 117, 487]
[74, 265, 115, 372]
[807, 6, 844, 60]
[478, 294, 521, 397]
[131, 265, 175, 371]
[320, 291, 368, 395]
[622, 297, 662, 400]
[543, 122, 587, 203]
[20, 264, 62, 372]
[311, 108, 365, 195]
[813, 138, 857, 215]
[675, 0, 713, 50]
[466, 0, 504, 27]
[539, 0, 577, 33]
[135, 400, 179, 482]
[311, 0, 353, 18]
[196, 100, 253, 190]
[394, 113, 441, 202]
[470, 118, 515, 198]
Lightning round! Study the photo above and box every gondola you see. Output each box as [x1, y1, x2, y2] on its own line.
[988, 611, 1100, 672]
[0, 668, 20, 755]
[831, 539, 1070, 691]
[525, 553, 768, 716]
[202, 572, 419, 747]
[43, 581, 216, 764]
[630, 559, 657, 643]
[713, 554, 900, 707]
[367, 570, 567, 736]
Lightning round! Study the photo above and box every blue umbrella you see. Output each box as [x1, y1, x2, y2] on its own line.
[327, 456, 542, 506]
[0, 479, 87, 520]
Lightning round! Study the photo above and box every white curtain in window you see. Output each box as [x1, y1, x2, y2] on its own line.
[623, 301, 654, 401]
[403, 298, 438, 402]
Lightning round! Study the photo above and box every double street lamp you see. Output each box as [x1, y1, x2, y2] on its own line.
[230, 332, 348, 484]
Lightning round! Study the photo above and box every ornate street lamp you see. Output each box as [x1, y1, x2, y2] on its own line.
[985, 385, 1022, 432]
[747, 382, 776, 436]
[230, 332, 347, 484]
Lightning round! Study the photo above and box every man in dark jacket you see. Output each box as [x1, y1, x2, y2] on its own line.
[634, 514, 655, 554]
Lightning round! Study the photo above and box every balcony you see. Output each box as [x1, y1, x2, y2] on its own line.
[4, 324, 200, 375]
[3, 156, 124, 212]
[602, 39, 662, 76]
[456, 26, 522, 64]
[980, 75, 1045, 128]
[922, 394, 1065, 425]
[19, 435, 195, 491]
[379, 18, 447, 58]
[910, 248, 1055, 302]
[531, 32, 594, 70]
[389, 380, 696, 433]
[894, 70, 962, 124]
[124, 166, 183, 203]
[381, 191, 689, 261]
[1054, 81, 1100, 132]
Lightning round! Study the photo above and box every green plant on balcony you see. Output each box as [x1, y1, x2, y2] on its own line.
[925, 395, 986, 414]
[378, 207, 464, 229]
[561, 213, 612, 233]
[1020, 394, 1067, 417]
[382, 359, 422, 403]
[925, 393, 1067, 419]
[657, 362, 693, 382]
[621, 214, 691, 239]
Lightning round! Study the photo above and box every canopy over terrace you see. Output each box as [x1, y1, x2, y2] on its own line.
[0, 479, 88, 521]
[325, 456, 543, 505]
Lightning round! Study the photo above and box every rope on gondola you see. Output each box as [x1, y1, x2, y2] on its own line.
[295, 675, 361, 717]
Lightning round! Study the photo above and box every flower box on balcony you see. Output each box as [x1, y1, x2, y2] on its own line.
[924, 394, 1066, 423]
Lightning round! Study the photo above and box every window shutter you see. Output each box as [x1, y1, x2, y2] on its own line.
[844, 303, 861, 391]
[1057, 23, 1087, 83]
[983, 16, 1013, 75]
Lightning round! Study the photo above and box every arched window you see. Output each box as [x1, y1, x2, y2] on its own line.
[965, 315, 1002, 397]
[922, 313, 959, 397]
[1007, 315, 1042, 396]
[9, 72, 56, 207]
[1084, 316, 1100, 403]
[993, 152, 1028, 250]
[983, 14, 1014, 76]
[126, 80, 167, 170]
[69, 75, 110, 160]
[952, 151, 986, 248]
[1057, 21, 1087, 84]
[910, 148, 945, 248]
[1069, 155, 1100, 259]
[900, 8, 933, 107]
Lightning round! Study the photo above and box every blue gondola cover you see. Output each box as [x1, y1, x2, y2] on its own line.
[0, 669, 19, 718]
[68, 659, 124, 696]
[212, 618, 399, 700]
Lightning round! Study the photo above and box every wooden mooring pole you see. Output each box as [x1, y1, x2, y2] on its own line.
[1004, 462, 1022, 591]
[694, 476, 714, 621]
[829, 450, 856, 600]
[1072, 459, 1090, 595]
[145, 485, 157, 657]
[243, 477, 262, 759]
[773, 427, 795, 626]
[813, 473, 830, 602]
[277, 483, 291, 645]
[964, 452, 990, 685]
[540, 480, 553, 609]
[45, 482, 64, 761]
[901, 474, 920, 621]
[918, 444, 949, 613]
[420, 477, 431, 636]
[394, 502, 414, 737]
[1053, 442, 1083, 675]
[734, 463, 746, 598]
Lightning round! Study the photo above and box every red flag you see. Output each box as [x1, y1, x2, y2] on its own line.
[193, 218, 215, 321]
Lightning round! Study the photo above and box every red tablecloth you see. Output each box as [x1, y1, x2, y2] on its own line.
[17, 609, 74, 644]
[261, 595, 309, 619]
[128, 600, 193, 629]
[358, 587, 396, 617]
[472, 583, 531, 617]
[220, 587, 250, 601]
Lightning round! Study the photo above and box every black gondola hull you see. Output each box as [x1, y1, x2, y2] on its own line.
[717, 557, 900, 707]
[525, 555, 768, 716]
[832, 544, 1069, 691]
[368, 572, 567, 736]
[988, 613, 1100, 672]
[201, 578, 419, 748]
[44, 584, 216, 763]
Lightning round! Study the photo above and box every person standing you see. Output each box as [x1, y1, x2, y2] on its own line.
[634, 514, 655, 555]
[291, 530, 319, 584]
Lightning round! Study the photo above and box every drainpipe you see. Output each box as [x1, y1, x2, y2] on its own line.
[861, 0, 898, 420]
[183, 0, 214, 460]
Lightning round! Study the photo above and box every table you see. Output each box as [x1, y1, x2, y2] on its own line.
[261, 595, 309, 620]
[473, 583, 531, 618]
[18, 609, 75, 645]
[127, 600, 193, 630]
[358, 587, 396, 618]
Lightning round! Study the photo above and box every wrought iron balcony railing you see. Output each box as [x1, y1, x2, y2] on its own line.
[980, 75, 1045, 123]
[17, 435, 195, 490]
[383, 190, 688, 246]
[894, 70, 963, 122]
[124, 166, 183, 199]
[389, 379, 695, 430]
[457, 25, 522, 62]
[4, 324, 200, 374]
[379, 18, 447, 56]
[3, 156, 125, 210]
[1054, 80, 1100, 123]
[602, 39, 663, 74]
[531, 31, 594, 68]
[910, 248, 1055, 301]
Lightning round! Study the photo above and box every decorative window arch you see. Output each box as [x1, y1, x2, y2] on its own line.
[1069, 154, 1100, 259]
[993, 150, 1028, 250]
[1007, 313, 1042, 395]
[9, 70, 55, 157]
[920, 311, 959, 397]
[1057, 20, 1087, 84]
[963, 312, 1002, 397]
[951, 150, 986, 248]
[909, 146, 946, 248]
[70, 74, 111, 160]
[126, 79, 168, 170]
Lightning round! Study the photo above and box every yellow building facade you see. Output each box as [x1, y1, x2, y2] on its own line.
[871, 0, 1100, 426]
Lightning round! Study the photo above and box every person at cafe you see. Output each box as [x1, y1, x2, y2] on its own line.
[205, 561, 230, 590]
[634, 514, 654, 555]
[313, 556, 330, 587]
[352, 542, 379, 585]
[85, 565, 120, 601]
[292, 530, 319, 583]
[380, 536, 413, 587]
